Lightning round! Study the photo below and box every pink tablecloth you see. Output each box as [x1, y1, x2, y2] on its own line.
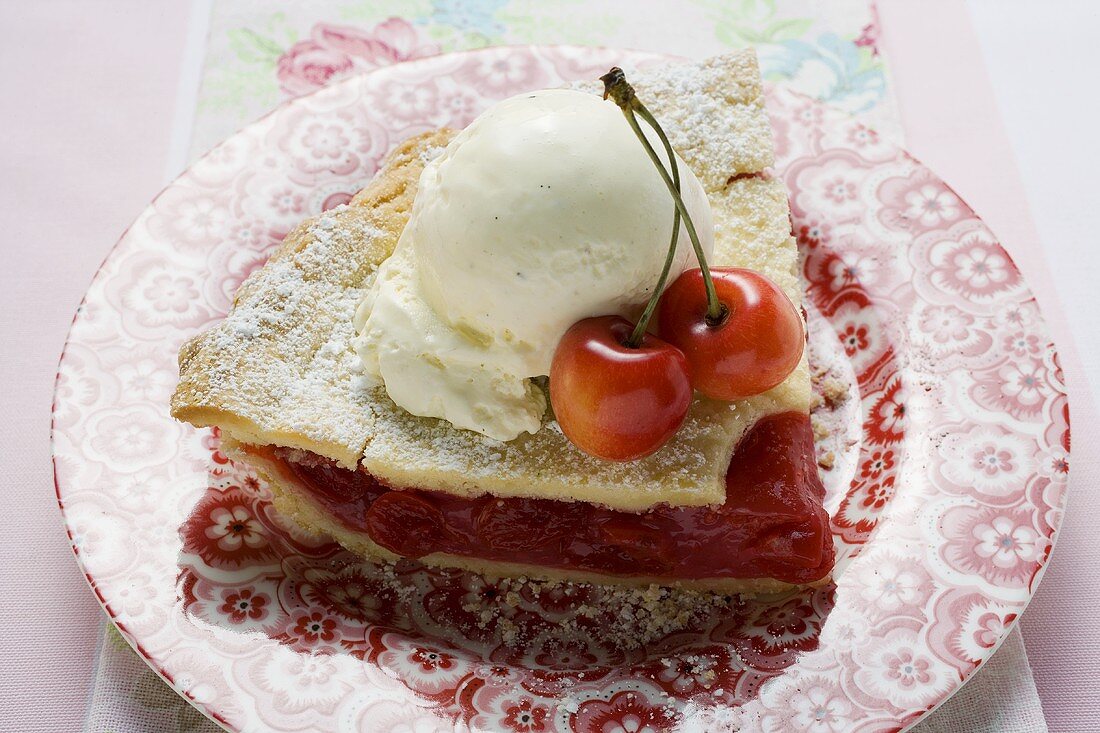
[0, 1, 1096, 731]
[0, 4, 192, 731]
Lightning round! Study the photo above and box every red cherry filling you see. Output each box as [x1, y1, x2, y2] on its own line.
[365, 492, 451, 558]
[283, 452, 386, 514]
[476, 500, 584, 553]
[267, 411, 833, 583]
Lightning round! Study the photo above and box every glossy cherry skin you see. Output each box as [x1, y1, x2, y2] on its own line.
[365, 491, 449, 557]
[657, 267, 805, 400]
[549, 315, 692, 461]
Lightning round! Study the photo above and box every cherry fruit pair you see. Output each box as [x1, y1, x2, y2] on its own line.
[549, 69, 805, 461]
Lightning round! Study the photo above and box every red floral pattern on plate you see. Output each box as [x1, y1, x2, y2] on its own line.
[52, 47, 1069, 732]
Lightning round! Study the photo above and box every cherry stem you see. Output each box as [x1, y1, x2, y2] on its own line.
[601, 68, 724, 330]
[626, 119, 681, 347]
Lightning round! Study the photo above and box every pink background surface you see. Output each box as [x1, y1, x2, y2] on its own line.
[0, 1, 1096, 731]
[0, 4, 190, 732]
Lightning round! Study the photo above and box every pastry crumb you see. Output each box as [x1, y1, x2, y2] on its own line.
[808, 359, 851, 473]
[821, 377, 849, 408]
[462, 578, 737, 651]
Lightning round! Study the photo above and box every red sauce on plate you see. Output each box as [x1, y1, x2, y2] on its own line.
[269, 411, 833, 583]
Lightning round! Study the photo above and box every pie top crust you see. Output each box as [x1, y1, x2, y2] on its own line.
[171, 51, 809, 512]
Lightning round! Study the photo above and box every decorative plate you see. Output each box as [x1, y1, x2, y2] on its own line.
[53, 46, 1069, 732]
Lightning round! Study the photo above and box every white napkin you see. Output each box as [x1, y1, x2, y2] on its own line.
[913, 629, 1047, 732]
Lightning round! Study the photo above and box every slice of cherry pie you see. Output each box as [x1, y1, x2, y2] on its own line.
[172, 51, 834, 595]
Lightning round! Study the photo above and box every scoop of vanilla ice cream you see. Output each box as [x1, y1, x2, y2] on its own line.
[354, 88, 714, 441]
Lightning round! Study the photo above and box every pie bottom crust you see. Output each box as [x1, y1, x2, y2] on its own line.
[225, 439, 834, 597]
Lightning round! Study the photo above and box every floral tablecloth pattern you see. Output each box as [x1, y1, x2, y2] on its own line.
[190, 0, 898, 157]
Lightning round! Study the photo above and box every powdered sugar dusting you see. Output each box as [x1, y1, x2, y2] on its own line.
[574, 50, 774, 193]
[179, 206, 386, 464]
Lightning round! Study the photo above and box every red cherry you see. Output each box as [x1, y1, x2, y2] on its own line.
[550, 316, 692, 461]
[657, 267, 805, 400]
[475, 498, 585, 552]
[365, 491, 448, 558]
